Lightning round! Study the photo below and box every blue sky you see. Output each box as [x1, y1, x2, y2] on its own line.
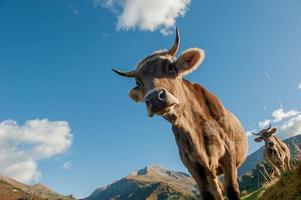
[0, 0, 301, 198]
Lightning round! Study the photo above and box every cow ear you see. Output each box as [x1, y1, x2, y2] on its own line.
[254, 137, 263, 142]
[269, 128, 277, 134]
[175, 48, 205, 77]
[129, 87, 143, 102]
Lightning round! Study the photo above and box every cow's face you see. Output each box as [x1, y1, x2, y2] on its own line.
[253, 123, 277, 144]
[113, 29, 205, 117]
[131, 49, 204, 117]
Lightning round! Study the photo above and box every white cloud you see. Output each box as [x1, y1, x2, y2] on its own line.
[257, 109, 299, 128]
[258, 119, 271, 129]
[160, 28, 173, 36]
[3, 159, 41, 183]
[95, 0, 117, 9]
[280, 115, 301, 137]
[94, 0, 191, 35]
[62, 161, 72, 170]
[298, 83, 301, 90]
[250, 108, 301, 137]
[0, 119, 73, 183]
[271, 108, 299, 122]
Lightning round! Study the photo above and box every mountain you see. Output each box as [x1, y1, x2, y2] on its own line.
[84, 165, 200, 200]
[85, 135, 301, 200]
[32, 183, 54, 193]
[238, 134, 301, 175]
[0, 174, 75, 200]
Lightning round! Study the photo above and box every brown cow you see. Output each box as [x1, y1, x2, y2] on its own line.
[252, 123, 291, 177]
[113, 29, 248, 200]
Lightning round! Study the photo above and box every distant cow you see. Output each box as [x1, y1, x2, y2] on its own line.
[252, 123, 291, 177]
[113, 28, 248, 200]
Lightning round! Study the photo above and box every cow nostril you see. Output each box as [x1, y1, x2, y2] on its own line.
[158, 90, 165, 101]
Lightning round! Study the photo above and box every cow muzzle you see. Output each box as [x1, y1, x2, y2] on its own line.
[144, 87, 179, 117]
[268, 141, 274, 147]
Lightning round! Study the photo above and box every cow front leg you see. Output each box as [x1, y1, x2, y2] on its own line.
[271, 165, 281, 177]
[223, 157, 241, 200]
[285, 156, 291, 171]
[269, 170, 275, 178]
[207, 175, 224, 200]
[224, 169, 240, 200]
[264, 155, 281, 177]
[178, 150, 217, 200]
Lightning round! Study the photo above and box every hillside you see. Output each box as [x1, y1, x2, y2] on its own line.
[243, 160, 301, 200]
[239, 134, 301, 175]
[239, 134, 301, 193]
[0, 174, 74, 200]
[84, 165, 200, 200]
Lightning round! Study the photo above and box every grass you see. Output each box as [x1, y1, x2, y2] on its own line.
[0, 180, 44, 200]
[258, 169, 301, 200]
[242, 160, 301, 200]
[241, 189, 262, 200]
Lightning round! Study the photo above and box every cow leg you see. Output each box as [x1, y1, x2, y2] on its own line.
[285, 156, 291, 171]
[223, 157, 240, 200]
[178, 150, 217, 200]
[269, 169, 275, 178]
[271, 165, 281, 177]
[215, 166, 225, 195]
[275, 168, 281, 176]
[224, 171, 240, 200]
[265, 153, 283, 177]
[206, 176, 224, 200]
[279, 164, 285, 173]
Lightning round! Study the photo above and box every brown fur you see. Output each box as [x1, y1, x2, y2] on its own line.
[254, 127, 291, 177]
[114, 41, 248, 200]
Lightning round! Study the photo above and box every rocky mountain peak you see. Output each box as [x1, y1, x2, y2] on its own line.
[32, 183, 53, 193]
[136, 165, 167, 176]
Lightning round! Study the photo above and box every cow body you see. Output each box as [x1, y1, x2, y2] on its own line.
[170, 82, 247, 200]
[263, 136, 291, 176]
[113, 29, 248, 200]
[253, 124, 291, 177]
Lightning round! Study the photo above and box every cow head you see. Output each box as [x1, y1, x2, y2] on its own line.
[252, 123, 278, 147]
[113, 28, 205, 118]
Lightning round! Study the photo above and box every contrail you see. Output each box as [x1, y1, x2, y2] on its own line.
[266, 73, 301, 140]
[265, 73, 284, 110]
[265, 73, 301, 153]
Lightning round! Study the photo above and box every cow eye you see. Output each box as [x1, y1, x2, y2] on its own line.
[136, 80, 143, 89]
[168, 63, 174, 72]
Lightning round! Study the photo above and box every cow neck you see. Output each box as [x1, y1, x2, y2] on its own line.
[168, 81, 209, 137]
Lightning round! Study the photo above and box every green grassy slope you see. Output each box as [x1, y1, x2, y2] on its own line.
[0, 175, 75, 200]
[0, 179, 44, 200]
[242, 160, 301, 200]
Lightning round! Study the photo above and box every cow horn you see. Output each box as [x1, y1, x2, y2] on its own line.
[167, 27, 180, 57]
[254, 123, 272, 136]
[112, 68, 136, 78]
[251, 132, 260, 136]
[262, 123, 272, 132]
